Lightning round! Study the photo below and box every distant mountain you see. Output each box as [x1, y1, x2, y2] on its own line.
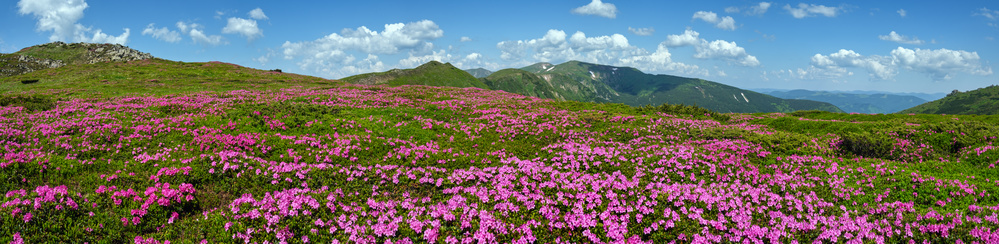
[341, 61, 488, 89]
[761, 89, 927, 114]
[482, 61, 842, 113]
[463, 68, 493, 78]
[752, 88, 946, 102]
[899, 85, 999, 115]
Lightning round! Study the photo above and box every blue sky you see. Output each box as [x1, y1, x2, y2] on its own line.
[2, 0, 998, 93]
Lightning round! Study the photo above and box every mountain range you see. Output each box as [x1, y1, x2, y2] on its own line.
[346, 60, 843, 113]
[758, 89, 928, 114]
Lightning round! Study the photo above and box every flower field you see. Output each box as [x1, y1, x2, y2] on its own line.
[2, 84, 999, 243]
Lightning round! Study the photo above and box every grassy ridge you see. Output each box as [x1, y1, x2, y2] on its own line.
[341, 61, 488, 89]
[0, 59, 331, 98]
[901, 85, 999, 115]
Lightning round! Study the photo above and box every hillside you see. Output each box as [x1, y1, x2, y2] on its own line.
[900, 85, 999, 115]
[762, 89, 927, 114]
[3, 42, 999, 243]
[481, 61, 843, 113]
[463, 68, 493, 78]
[341, 61, 488, 89]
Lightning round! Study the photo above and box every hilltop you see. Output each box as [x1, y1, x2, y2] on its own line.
[1, 42, 153, 77]
[761, 89, 927, 114]
[341, 61, 488, 89]
[900, 85, 999, 115]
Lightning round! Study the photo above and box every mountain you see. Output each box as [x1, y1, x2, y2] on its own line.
[1, 42, 153, 77]
[463, 68, 493, 78]
[481, 61, 842, 113]
[341, 61, 488, 89]
[761, 89, 927, 114]
[899, 85, 999, 115]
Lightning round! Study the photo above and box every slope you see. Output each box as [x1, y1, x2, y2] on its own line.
[341, 61, 488, 89]
[762, 89, 927, 114]
[899, 85, 999, 115]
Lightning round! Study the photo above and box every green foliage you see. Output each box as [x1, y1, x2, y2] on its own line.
[636, 102, 731, 122]
[0, 94, 56, 111]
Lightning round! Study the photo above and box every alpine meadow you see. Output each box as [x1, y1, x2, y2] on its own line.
[3, 0, 999, 243]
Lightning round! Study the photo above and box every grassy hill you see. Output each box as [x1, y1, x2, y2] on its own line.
[341, 61, 488, 89]
[762, 89, 928, 114]
[483, 60, 843, 113]
[4, 42, 999, 243]
[900, 85, 999, 115]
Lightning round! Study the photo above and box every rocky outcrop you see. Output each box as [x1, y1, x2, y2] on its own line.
[1, 42, 154, 77]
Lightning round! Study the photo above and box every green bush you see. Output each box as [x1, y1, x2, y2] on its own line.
[0, 94, 56, 111]
[637, 102, 730, 122]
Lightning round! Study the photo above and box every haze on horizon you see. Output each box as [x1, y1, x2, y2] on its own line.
[2, 0, 997, 94]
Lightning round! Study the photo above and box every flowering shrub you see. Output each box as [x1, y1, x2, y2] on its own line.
[1, 84, 999, 243]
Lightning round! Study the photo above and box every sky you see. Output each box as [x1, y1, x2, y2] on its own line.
[2, 0, 998, 93]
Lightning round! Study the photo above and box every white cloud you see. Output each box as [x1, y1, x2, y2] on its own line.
[783, 3, 841, 18]
[17, 0, 129, 44]
[897, 9, 907, 17]
[460, 36, 472, 42]
[748, 2, 772, 16]
[692, 11, 737, 30]
[281, 20, 444, 78]
[177, 21, 225, 46]
[249, 8, 268, 20]
[976, 7, 999, 20]
[222, 17, 263, 41]
[694, 40, 759, 66]
[628, 27, 655, 36]
[663, 29, 759, 67]
[891, 47, 993, 80]
[142, 24, 181, 43]
[725, 6, 740, 13]
[571, 0, 618, 19]
[796, 48, 991, 81]
[282, 19, 442, 57]
[879, 31, 923, 45]
[664, 29, 701, 47]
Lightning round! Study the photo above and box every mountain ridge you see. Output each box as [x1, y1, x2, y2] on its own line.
[900, 85, 999, 115]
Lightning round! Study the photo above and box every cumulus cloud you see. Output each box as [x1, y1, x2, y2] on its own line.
[223, 17, 263, 41]
[249, 8, 268, 20]
[663, 29, 759, 67]
[17, 0, 129, 44]
[897, 9, 907, 17]
[495, 29, 709, 76]
[571, 0, 618, 19]
[892, 47, 993, 80]
[692, 11, 737, 30]
[460, 36, 472, 42]
[796, 48, 991, 81]
[177, 21, 226, 46]
[879, 31, 923, 45]
[748, 2, 772, 15]
[628, 27, 655, 36]
[142, 24, 181, 43]
[784, 3, 841, 18]
[281, 20, 444, 78]
[664, 29, 701, 47]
